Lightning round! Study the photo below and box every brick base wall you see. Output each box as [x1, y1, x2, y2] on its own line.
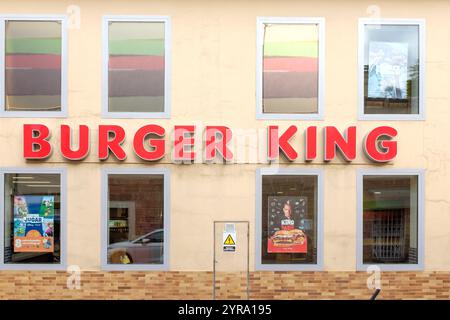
[0, 271, 448, 299]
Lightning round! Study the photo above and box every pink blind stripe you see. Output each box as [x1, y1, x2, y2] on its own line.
[263, 57, 318, 73]
[109, 55, 164, 70]
[5, 54, 61, 69]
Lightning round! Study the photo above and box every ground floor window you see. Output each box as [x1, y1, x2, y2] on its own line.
[1, 170, 65, 267]
[102, 169, 169, 270]
[357, 170, 424, 270]
[256, 169, 323, 270]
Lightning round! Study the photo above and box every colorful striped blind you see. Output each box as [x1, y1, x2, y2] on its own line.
[5, 21, 62, 111]
[108, 22, 165, 113]
[262, 24, 319, 114]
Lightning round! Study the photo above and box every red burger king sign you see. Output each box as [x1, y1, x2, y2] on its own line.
[22, 124, 397, 163]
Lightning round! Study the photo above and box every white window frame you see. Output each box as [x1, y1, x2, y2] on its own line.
[358, 18, 426, 121]
[102, 15, 171, 119]
[101, 168, 170, 271]
[0, 168, 67, 270]
[255, 168, 324, 271]
[0, 15, 68, 118]
[256, 17, 325, 120]
[356, 169, 425, 271]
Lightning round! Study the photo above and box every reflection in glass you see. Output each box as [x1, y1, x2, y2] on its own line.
[363, 24, 420, 114]
[3, 173, 61, 264]
[107, 174, 164, 264]
[261, 175, 317, 265]
[5, 21, 62, 111]
[362, 175, 418, 264]
[108, 22, 165, 113]
[262, 24, 319, 114]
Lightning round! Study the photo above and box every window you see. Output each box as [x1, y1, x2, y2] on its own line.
[357, 170, 424, 271]
[256, 17, 325, 120]
[0, 169, 66, 269]
[255, 169, 323, 271]
[102, 169, 169, 270]
[358, 19, 425, 120]
[0, 16, 67, 117]
[102, 16, 171, 118]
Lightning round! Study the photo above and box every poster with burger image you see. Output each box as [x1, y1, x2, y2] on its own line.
[267, 196, 308, 253]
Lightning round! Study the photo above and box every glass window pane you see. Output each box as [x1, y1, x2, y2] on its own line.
[263, 23, 319, 114]
[363, 175, 418, 264]
[4, 173, 61, 264]
[107, 174, 164, 264]
[108, 22, 165, 113]
[261, 175, 318, 264]
[5, 21, 62, 111]
[363, 24, 420, 114]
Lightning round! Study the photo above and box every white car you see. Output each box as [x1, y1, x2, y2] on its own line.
[108, 229, 164, 264]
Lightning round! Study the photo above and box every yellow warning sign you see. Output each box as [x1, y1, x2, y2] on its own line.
[224, 234, 235, 245]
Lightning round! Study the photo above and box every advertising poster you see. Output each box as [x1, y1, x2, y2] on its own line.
[13, 195, 55, 253]
[368, 41, 409, 100]
[267, 196, 308, 253]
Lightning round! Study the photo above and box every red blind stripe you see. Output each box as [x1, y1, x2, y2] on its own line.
[5, 54, 61, 70]
[263, 57, 318, 73]
[109, 55, 164, 70]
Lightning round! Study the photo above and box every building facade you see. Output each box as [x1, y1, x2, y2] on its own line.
[0, 0, 449, 299]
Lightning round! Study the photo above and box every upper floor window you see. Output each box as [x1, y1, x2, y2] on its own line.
[102, 16, 171, 118]
[256, 17, 325, 120]
[0, 16, 67, 117]
[358, 19, 425, 120]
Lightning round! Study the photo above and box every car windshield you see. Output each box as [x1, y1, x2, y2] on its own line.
[133, 230, 163, 243]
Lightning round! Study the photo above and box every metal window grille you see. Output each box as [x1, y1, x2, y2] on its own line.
[371, 210, 407, 262]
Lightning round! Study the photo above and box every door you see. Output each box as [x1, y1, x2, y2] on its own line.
[213, 221, 249, 300]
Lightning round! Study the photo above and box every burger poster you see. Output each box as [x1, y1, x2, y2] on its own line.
[13, 195, 55, 253]
[267, 196, 308, 253]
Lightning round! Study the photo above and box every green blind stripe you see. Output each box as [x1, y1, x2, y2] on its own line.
[264, 41, 318, 57]
[363, 200, 411, 210]
[6, 38, 61, 55]
[109, 39, 164, 56]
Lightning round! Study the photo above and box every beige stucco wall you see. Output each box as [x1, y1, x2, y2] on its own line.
[0, 0, 449, 272]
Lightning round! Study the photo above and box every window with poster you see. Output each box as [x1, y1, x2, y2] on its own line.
[0, 169, 66, 269]
[358, 19, 425, 120]
[101, 168, 170, 270]
[255, 169, 323, 271]
[357, 170, 424, 271]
